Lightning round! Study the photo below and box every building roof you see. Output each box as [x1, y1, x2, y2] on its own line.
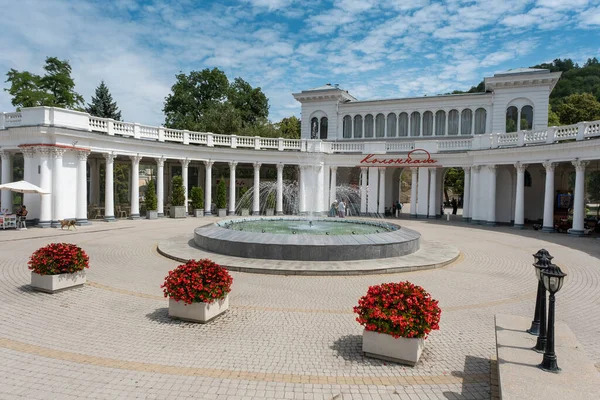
[305, 84, 341, 91]
[493, 68, 550, 77]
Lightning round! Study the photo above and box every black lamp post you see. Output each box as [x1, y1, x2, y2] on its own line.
[528, 249, 553, 335]
[533, 256, 552, 352]
[540, 263, 567, 373]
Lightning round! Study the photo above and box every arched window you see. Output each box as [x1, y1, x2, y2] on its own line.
[375, 113, 385, 137]
[474, 108, 486, 134]
[320, 117, 328, 139]
[353, 115, 362, 138]
[342, 115, 351, 138]
[521, 105, 533, 130]
[398, 113, 408, 137]
[387, 113, 397, 137]
[461, 109, 472, 135]
[435, 111, 446, 136]
[524, 170, 532, 187]
[506, 106, 518, 133]
[311, 117, 319, 139]
[364, 114, 374, 138]
[410, 112, 421, 137]
[423, 111, 433, 136]
[448, 110, 459, 135]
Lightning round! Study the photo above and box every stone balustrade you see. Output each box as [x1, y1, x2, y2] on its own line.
[1, 107, 600, 154]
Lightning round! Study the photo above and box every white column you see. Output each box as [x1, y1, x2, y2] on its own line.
[104, 153, 116, 221]
[470, 166, 480, 223]
[416, 167, 429, 217]
[76, 151, 89, 225]
[444, 110, 449, 136]
[252, 162, 261, 215]
[156, 158, 165, 217]
[462, 166, 471, 220]
[299, 166, 306, 214]
[229, 162, 237, 215]
[204, 161, 213, 216]
[0, 151, 13, 213]
[367, 167, 379, 214]
[316, 164, 324, 214]
[570, 160, 588, 235]
[410, 167, 418, 217]
[322, 165, 330, 213]
[180, 158, 190, 215]
[471, 109, 476, 135]
[486, 165, 497, 225]
[22, 148, 39, 219]
[38, 148, 52, 227]
[129, 155, 142, 219]
[51, 148, 65, 227]
[360, 167, 367, 215]
[88, 158, 96, 205]
[329, 166, 337, 205]
[378, 167, 386, 215]
[517, 108, 522, 131]
[276, 163, 284, 215]
[514, 162, 527, 228]
[542, 161, 557, 232]
[428, 168, 437, 218]
[458, 110, 462, 135]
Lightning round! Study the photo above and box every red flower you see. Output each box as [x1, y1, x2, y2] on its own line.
[161, 259, 233, 305]
[28, 243, 90, 275]
[353, 281, 441, 339]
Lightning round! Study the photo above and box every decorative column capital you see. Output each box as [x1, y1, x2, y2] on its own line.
[155, 156, 165, 168]
[0, 149, 13, 159]
[103, 152, 117, 163]
[21, 147, 37, 159]
[472, 165, 481, 172]
[276, 163, 284, 172]
[462, 166, 471, 173]
[204, 160, 214, 168]
[410, 167, 419, 173]
[179, 158, 190, 168]
[51, 147, 67, 158]
[378, 167, 386, 173]
[77, 151, 90, 161]
[486, 164, 497, 172]
[130, 154, 143, 164]
[330, 166, 337, 172]
[360, 167, 368, 173]
[253, 162, 262, 170]
[572, 159, 589, 172]
[542, 161, 557, 172]
[514, 162, 528, 173]
[229, 161, 238, 169]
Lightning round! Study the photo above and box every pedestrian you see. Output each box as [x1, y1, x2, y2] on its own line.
[451, 198, 458, 215]
[329, 200, 338, 217]
[338, 200, 346, 218]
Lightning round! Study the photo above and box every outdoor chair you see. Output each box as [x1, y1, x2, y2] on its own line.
[17, 216, 27, 229]
[116, 206, 128, 219]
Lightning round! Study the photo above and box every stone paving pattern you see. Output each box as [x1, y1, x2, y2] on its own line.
[0, 217, 599, 399]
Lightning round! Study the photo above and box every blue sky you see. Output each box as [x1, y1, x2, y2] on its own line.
[1, 0, 599, 126]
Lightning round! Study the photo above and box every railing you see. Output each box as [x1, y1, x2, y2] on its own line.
[3, 109, 600, 154]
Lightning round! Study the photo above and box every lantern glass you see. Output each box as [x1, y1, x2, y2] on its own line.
[542, 273, 550, 291]
[535, 266, 542, 281]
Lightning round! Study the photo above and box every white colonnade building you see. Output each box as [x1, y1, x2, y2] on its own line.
[1, 68, 600, 235]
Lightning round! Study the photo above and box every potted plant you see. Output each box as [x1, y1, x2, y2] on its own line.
[161, 259, 233, 323]
[190, 186, 204, 217]
[354, 281, 441, 366]
[239, 187, 250, 216]
[29, 243, 90, 293]
[145, 178, 158, 219]
[216, 177, 227, 217]
[170, 175, 187, 218]
[266, 191, 276, 216]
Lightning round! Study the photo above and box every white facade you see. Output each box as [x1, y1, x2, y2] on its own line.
[1, 68, 599, 235]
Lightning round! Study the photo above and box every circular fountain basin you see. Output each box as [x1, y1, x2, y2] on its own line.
[193, 217, 420, 261]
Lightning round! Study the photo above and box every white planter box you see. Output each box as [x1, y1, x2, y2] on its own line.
[147, 210, 158, 220]
[171, 206, 187, 218]
[31, 271, 86, 293]
[362, 329, 424, 366]
[266, 209, 275, 216]
[218, 208, 227, 217]
[168, 295, 229, 323]
[194, 209, 204, 217]
[241, 209, 250, 216]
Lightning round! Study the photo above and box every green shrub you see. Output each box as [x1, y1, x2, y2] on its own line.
[190, 186, 204, 210]
[171, 175, 185, 206]
[145, 179, 158, 211]
[216, 177, 227, 209]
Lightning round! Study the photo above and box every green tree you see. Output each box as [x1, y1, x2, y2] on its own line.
[5, 57, 84, 110]
[229, 77, 269, 127]
[145, 178, 157, 211]
[444, 168, 464, 204]
[275, 116, 301, 139]
[86, 81, 122, 120]
[190, 186, 204, 209]
[556, 93, 600, 125]
[215, 177, 227, 209]
[171, 175, 186, 206]
[548, 104, 560, 126]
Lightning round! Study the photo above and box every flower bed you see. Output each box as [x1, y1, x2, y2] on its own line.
[354, 281, 441, 339]
[161, 259, 233, 304]
[28, 243, 89, 275]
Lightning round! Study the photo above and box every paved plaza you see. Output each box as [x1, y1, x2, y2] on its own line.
[0, 217, 599, 400]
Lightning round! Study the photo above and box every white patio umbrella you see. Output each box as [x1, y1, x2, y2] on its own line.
[0, 180, 50, 194]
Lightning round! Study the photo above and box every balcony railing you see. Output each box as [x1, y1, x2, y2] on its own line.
[1, 107, 599, 154]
